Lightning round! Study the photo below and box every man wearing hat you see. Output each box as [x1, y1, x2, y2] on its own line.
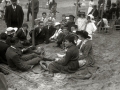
[6, 27, 18, 46]
[50, 22, 62, 41]
[5, 0, 24, 28]
[65, 15, 75, 32]
[5, 38, 42, 71]
[76, 30, 95, 67]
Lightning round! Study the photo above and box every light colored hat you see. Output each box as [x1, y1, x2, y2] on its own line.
[88, 14, 94, 20]
[5, 27, 18, 35]
[54, 22, 61, 26]
[66, 17, 70, 20]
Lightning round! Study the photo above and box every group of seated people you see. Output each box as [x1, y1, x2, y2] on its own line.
[0, 11, 98, 78]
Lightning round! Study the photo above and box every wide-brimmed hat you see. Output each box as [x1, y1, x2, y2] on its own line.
[54, 22, 61, 26]
[69, 15, 75, 19]
[76, 30, 90, 39]
[88, 14, 94, 20]
[5, 27, 18, 35]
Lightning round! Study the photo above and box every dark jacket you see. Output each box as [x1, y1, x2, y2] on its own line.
[15, 28, 28, 41]
[6, 46, 31, 71]
[42, 25, 56, 43]
[29, 26, 41, 38]
[5, 5, 24, 28]
[65, 22, 75, 32]
[0, 40, 9, 64]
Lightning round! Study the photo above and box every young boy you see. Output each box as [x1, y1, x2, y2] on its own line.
[35, 12, 48, 26]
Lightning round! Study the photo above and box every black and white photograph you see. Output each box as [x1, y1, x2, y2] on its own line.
[0, 0, 120, 90]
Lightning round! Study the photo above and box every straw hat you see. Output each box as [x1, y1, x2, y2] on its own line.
[5, 27, 18, 35]
[54, 22, 61, 26]
[76, 30, 90, 39]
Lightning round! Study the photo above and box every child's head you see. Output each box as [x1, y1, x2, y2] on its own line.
[42, 12, 47, 18]
[22, 23, 28, 30]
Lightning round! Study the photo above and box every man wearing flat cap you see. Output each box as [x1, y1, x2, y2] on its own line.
[5, 0, 24, 28]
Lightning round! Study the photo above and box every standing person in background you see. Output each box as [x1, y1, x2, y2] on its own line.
[31, 0, 39, 20]
[48, 0, 55, 10]
[5, 0, 24, 28]
[84, 15, 97, 40]
[87, 0, 95, 15]
[75, 12, 86, 31]
[27, 0, 32, 22]
[107, 0, 111, 8]
[110, 3, 117, 20]
[88, 5, 99, 20]
[98, 0, 104, 9]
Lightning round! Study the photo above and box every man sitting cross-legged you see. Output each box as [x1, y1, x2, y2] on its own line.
[5, 38, 42, 71]
[49, 22, 62, 42]
[42, 20, 56, 44]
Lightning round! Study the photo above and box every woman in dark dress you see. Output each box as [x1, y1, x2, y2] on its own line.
[48, 34, 79, 76]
